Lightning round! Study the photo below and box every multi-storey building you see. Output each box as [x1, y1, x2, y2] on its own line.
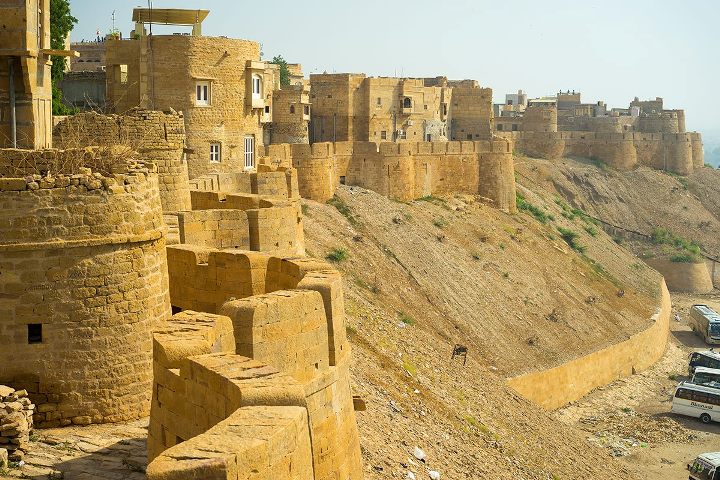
[105, 8, 280, 179]
[309, 73, 493, 143]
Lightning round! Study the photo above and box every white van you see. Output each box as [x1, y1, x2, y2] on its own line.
[687, 451, 720, 480]
[672, 382, 720, 424]
[692, 367, 720, 389]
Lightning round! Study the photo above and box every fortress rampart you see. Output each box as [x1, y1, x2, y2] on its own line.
[261, 139, 517, 212]
[177, 168, 304, 254]
[148, 245, 361, 479]
[499, 130, 703, 175]
[53, 110, 192, 212]
[0, 152, 171, 427]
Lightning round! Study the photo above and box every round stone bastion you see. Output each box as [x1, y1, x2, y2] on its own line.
[0, 151, 171, 427]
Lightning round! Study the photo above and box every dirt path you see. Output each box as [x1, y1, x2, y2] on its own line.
[556, 291, 720, 479]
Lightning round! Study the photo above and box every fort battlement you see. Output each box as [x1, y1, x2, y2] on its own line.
[498, 130, 703, 175]
[260, 139, 517, 212]
[178, 167, 304, 254]
[0, 151, 171, 427]
[53, 110, 191, 212]
[149, 246, 361, 479]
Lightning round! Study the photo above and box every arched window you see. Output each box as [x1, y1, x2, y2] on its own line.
[290, 105, 295, 114]
[252, 74, 262, 97]
[403, 97, 412, 109]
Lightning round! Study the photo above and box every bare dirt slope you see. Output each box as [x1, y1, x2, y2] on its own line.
[515, 156, 720, 257]
[302, 185, 665, 478]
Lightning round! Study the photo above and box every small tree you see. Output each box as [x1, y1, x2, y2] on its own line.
[271, 55, 291, 87]
[50, 0, 78, 114]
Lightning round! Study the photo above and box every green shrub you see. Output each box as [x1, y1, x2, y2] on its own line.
[398, 311, 416, 326]
[327, 195, 357, 225]
[557, 227, 586, 253]
[583, 225, 598, 237]
[516, 193, 550, 223]
[326, 248, 349, 263]
[301, 203, 310, 216]
[433, 218, 447, 228]
[418, 195, 446, 203]
[670, 253, 701, 263]
[651, 228, 702, 256]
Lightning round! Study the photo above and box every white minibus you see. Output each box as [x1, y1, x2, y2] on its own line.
[672, 382, 720, 425]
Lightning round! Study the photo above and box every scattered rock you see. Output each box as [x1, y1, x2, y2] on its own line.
[413, 446, 426, 462]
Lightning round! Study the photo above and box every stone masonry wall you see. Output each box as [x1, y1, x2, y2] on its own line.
[260, 140, 517, 212]
[508, 280, 671, 410]
[148, 246, 362, 479]
[53, 109, 191, 212]
[106, 36, 274, 180]
[0, 153, 171, 427]
[500, 130, 703, 176]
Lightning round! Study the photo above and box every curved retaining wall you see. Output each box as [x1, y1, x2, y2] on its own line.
[645, 258, 714, 294]
[0, 155, 171, 427]
[507, 280, 671, 410]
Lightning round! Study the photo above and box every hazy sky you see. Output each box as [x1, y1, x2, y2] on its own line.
[69, 0, 718, 134]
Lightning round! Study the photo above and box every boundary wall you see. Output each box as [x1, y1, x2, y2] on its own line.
[148, 245, 361, 479]
[499, 131, 704, 175]
[53, 110, 192, 212]
[0, 152, 171, 427]
[170, 167, 304, 254]
[261, 140, 517, 212]
[507, 280, 671, 410]
[645, 258, 714, 294]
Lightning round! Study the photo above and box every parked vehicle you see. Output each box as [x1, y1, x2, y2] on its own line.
[689, 305, 720, 345]
[692, 367, 720, 389]
[689, 350, 720, 375]
[672, 382, 720, 424]
[687, 451, 720, 480]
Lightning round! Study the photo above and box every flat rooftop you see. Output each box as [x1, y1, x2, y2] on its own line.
[132, 8, 209, 26]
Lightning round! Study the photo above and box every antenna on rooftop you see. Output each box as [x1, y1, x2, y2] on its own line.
[111, 10, 116, 34]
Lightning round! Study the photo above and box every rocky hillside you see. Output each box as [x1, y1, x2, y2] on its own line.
[301, 184, 664, 479]
[516, 156, 720, 260]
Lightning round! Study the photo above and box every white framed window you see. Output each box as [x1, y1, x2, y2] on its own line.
[244, 136, 255, 169]
[210, 143, 221, 163]
[196, 81, 210, 106]
[252, 75, 262, 97]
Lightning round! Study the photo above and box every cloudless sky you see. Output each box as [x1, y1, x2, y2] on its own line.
[68, 0, 719, 134]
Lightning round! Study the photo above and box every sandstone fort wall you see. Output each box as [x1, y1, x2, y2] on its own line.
[499, 131, 703, 175]
[53, 110, 192, 212]
[260, 140, 517, 212]
[507, 280, 671, 410]
[148, 246, 361, 479]
[0, 153, 171, 427]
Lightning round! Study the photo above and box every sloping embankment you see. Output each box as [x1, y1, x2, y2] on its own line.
[507, 279, 670, 409]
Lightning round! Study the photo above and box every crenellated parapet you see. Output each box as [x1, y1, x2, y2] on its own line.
[499, 130, 703, 175]
[148, 246, 362, 479]
[178, 166, 304, 254]
[259, 139, 517, 212]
